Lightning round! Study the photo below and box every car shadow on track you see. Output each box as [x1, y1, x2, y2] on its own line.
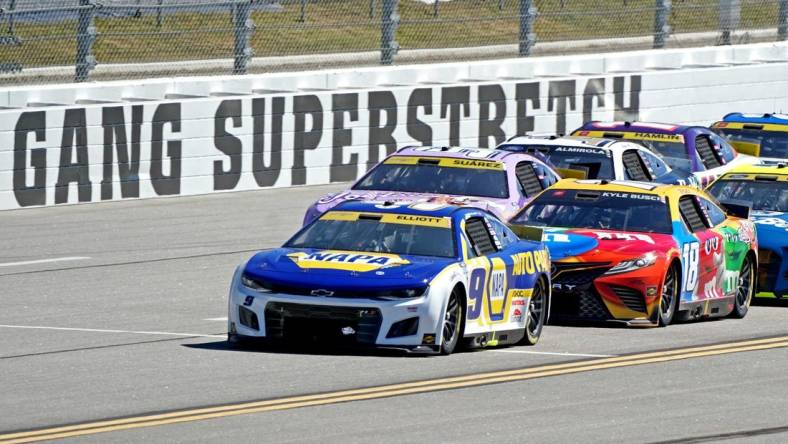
[182, 340, 420, 358]
[752, 298, 788, 308]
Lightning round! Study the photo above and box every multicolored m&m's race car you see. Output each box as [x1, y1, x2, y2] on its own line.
[510, 180, 757, 326]
[573, 121, 757, 187]
[708, 163, 788, 298]
[229, 202, 551, 355]
[711, 113, 788, 159]
[303, 146, 560, 225]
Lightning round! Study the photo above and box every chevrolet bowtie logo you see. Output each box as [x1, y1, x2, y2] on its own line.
[311, 289, 334, 297]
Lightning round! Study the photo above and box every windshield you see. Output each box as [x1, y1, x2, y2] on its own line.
[353, 158, 509, 199]
[498, 144, 614, 179]
[512, 189, 672, 234]
[624, 138, 692, 172]
[286, 212, 457, 258]
[714, 128, 788, 158]
[708, 179, 788, 212]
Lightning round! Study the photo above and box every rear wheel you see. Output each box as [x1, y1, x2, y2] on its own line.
[520, 277, 547, 345]
[440, 288, 463, 355]
[658, 264, 679, 327]
[730, 255, 754, 318]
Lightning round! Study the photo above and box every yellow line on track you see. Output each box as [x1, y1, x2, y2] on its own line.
[3, 336, 788, 443]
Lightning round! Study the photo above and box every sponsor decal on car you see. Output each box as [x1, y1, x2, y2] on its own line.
[320, 211, 452, 228]
[384, 156, 505, 170]
[287, 250, 411, 272]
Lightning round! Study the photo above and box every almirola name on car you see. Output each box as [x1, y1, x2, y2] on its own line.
[497, 135, 698, 186]
[302, 146, 561, 226]
[228, 201, 551, 355]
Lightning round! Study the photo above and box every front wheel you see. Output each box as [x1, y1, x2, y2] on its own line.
[520, 277, 547, 345]
[440, 288, 463, 355]
[730, 255, 754, 319]
[658, 264, 679, 327]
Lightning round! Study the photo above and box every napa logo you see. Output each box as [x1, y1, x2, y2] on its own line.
[287, 250, 411, 272]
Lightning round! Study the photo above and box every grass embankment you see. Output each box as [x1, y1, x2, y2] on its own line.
[0, 0, 779, 68]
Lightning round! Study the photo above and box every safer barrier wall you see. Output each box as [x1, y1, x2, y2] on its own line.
[2, 44, 788, 210]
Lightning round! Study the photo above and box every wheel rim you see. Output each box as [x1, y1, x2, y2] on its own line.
[737, 258, 753, 307]
[661, 267, 676, 317]
[527, 281, 544, 336]
[443, 293, 460, 345]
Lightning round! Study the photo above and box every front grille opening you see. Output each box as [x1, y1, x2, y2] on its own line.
[265, 302, 382, 345]
[575, 192, 601, 201]
[238, 306, 260, 331]
[610, 285, 647, 313]
[386, 317, 420, 338]
[358, 214, 382, 221]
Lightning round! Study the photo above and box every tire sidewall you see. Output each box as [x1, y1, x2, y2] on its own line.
[440, 289, 462, 355]
[733, 255, 754, 318]
[521, 277, 546, 345]
[658, 264, 679, 327]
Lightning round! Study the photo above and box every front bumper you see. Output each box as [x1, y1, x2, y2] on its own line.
[550, 262, 662, 326]
[227, 271, 445, 353]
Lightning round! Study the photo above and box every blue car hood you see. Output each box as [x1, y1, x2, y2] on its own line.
[243, 248, 455, 292]
[752, 211, 788, 251]
[541, 229, 600, 260]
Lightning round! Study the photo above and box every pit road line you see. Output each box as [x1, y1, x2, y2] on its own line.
[2, 335, 787, 444]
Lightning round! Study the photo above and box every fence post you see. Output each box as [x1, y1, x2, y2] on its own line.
[8, 0, 16, 35]
[653, 0, 671, 49]
[381, 0, 399, 65]
[778, 0, 788, 41]
[156, 0, 163, 28]
[299, 0, 307, 22]
[719, 0, 740, 45]
[233, 1, 254, 75]
[518, 0, 536, 56]
[369, 0, 375, 18]
[75, 0, 97, 82]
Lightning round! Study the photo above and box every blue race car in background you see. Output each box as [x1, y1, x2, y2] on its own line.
[228, 201, 551, 355]
[708, 163, 788, 298]
[711, 113, 788, 159]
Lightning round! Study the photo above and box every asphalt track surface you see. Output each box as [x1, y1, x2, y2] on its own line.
[2, 185, 788, 444]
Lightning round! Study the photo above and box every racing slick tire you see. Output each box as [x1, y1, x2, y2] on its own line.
[440, 287, 463, 355]
[730, 254, 755, 319]
[519, 276, 547, 345]
[658, 263, 680, 327]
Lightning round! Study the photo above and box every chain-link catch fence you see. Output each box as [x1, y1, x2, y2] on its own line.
[1, 0, 787, 84]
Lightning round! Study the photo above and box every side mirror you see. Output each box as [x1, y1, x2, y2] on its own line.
[508, 224, 544, 242]
[730, 140, 761, 157]
[719, 200, 751, 219]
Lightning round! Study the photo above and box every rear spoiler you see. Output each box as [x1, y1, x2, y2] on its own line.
[555, 168, 588, 180]
[718, 200, 751, 219]
[508, 224, 544, 242]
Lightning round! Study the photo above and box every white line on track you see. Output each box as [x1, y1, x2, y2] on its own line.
[490, 349, 617, 358]
[204, 317, 228, 321]
[0, 324, 224, 339]
[0, 256, 91, 267]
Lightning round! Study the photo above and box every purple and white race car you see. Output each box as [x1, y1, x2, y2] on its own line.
[303, 146, 561, 225]
[572, 121, 759, 187]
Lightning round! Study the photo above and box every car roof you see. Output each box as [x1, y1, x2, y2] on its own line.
[577, 121, 693, 135]
[393, 146, 542, 165]
[330, 200, 487, 220]
[716, 161, 788, 178]
[719, 112, 788, 126]
[502, 135, 646, 153]
[547, 178, 698, 199]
